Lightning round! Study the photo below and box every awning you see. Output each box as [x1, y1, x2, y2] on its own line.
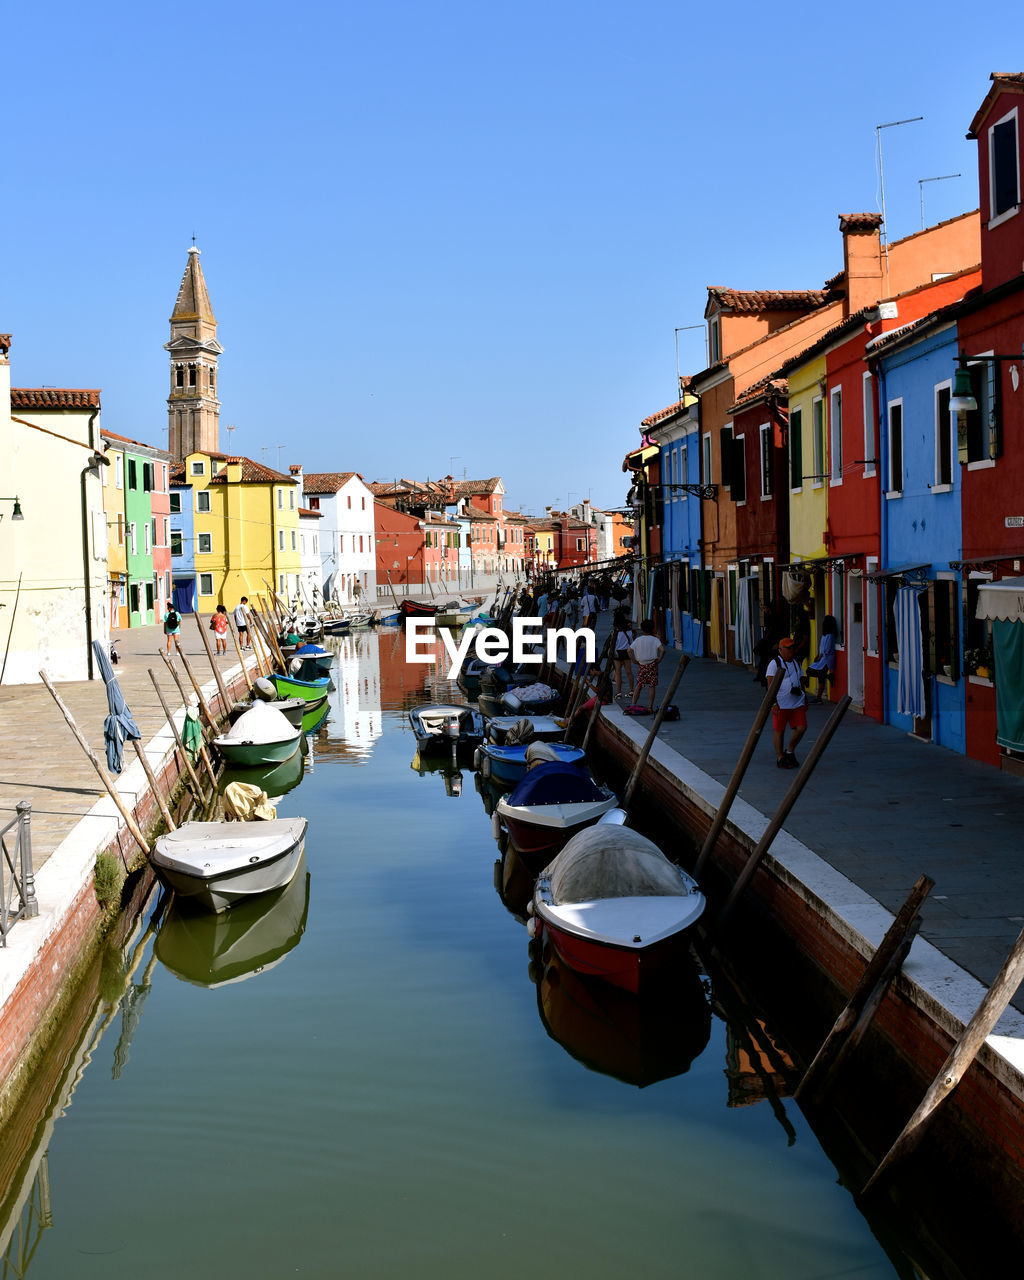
[865, 563, 929, 583]
[976, 577, 1024, 622]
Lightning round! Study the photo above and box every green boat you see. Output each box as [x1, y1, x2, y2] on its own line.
[270, 671, 330, 707]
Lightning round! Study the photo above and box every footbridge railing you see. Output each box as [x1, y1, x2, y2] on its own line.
[1, 800, 39, 945]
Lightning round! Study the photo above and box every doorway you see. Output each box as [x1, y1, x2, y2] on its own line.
[847, 573, 864, 705]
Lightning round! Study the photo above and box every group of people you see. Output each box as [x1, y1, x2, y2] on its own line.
[764, 612, 838, 770]
[162, 597, 253, 655]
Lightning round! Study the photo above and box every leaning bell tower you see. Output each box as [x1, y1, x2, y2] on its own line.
[165, 245, 223, 459]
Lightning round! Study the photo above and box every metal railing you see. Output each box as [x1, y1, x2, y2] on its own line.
[1, 800, 39, 945]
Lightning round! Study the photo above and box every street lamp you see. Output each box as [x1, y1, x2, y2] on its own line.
[0, 497, 24, 521]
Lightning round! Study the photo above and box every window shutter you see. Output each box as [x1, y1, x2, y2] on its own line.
[719, 428, 733, 487]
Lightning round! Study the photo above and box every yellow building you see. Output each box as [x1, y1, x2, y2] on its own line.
[183, 451, 302, 607]
[785, 352, 830, 651]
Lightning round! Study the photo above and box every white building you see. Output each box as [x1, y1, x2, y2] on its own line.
[302, 471, 378, 605]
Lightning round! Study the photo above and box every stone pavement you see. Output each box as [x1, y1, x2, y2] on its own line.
[581, 609, 1024, 1005]
[0, 619, 255, 870]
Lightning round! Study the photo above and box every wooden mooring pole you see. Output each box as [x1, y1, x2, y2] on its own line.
[693, 669, 783, 881]
[192, 611, 231, 710]
[39, 670, 149, 862]
[159, 652, 219, 788]
[795, 873, 934, 1105]
[129, 739, 177, 832]
[228, 617, 255, 693]
[621, 656, 690, 818]
[715, 695, 852, 927]
[581, 634, 617, 753]
[169, 641, 217, 733]
[148, 669, 206, 802]
[861, 922, 1024, 1197]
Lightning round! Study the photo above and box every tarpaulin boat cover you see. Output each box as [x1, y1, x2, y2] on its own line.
[293, 643, 328, 656]
[223, 782, 277, 822]
[508, 762, 606, 807]
[222, 701, 297, 744]
[547, 827, 688, 903]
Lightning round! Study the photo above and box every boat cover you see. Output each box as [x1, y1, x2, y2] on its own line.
[152, 818, 307, 878]
[507, 762, 606, 807]
[221, 701, 298, 744]
[293, 643, 328, 656]
[486, 743, 583, 768]
[222, 782, 277, 821]
[547, 827, 690, 902]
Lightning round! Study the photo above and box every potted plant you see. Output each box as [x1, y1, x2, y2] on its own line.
[964, 645, 994, 679]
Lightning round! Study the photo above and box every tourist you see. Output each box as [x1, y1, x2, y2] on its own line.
[807, 614, 838, 703]
[211, 603, 229, 655]
[629, 618, 664, 711]
[163, 604, 181, 654]
[766, 636, 807, 768]
[233, 596, 250, 649]
[580, 581, 598, 630]
[611, 607, 635, 699]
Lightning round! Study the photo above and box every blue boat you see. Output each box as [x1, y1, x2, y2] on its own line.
[476, 742, 586, 787]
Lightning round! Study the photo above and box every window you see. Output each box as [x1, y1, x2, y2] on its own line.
[727, 566, 738, 625]
[169, 492, 181, 513]
[197, 532, 212, 553]
[709, 316, 721, 363]
[128, 458, 137, 489]
[313, 534, 318, 555]
[829, 388, 842, 483]
[576, 538, 584, 551]
[143, 462, 153, 492]
[789, 407, 803, 490]
[199, 573, 213, 596]
[719, 426, 733, 489]
[144, 521, 151, 553]
[145, 581, 154, 612]
[927, 578, 959, 680]
[309, 496, 320, 509]
[702, 433, 712, 486]
[115, 454, 124, 489]
[175, 367, 184, 388]
[965, 575, 994, 679]
[196, 491, 211, 513]
[958, 359, 1001, 465]
[731, 435, 746, 503]
[289, 489, 296, 510]
[359, 535, 364, 552]
[865, 559, 879, 655]
[210, 369, 215, 389]
[812, 397, 825, 485]
[862, 373, 876, 477]
[171, 530, 183, 556]
[163, 518, 169, 547]
[759, 424, 773, 498]
[191, 460, 205, 476]
[934, 383, 953, 488]
[830, 570, 844, 642]
[189, 367, 197, 387]
[887, 401, 903, 495]
[129, 522, 137, 554]
[347, 496, 352, 509]
[990, 107, 1020, 223]
[339, 535, 344, 553]
[279, 531, 285, 551]
[277, 489, 283, 509]
[129, 584, 139, 615]
[361, 497, 366, 510]
[291, 530, 297, 551]
[116, 514, 124, 545]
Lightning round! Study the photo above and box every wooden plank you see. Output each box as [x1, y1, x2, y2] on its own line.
[621, 656, 690, 817]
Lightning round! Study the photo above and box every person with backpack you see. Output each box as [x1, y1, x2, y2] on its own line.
[163, 604, 181, 654]
[766, 636, 808, 768]
[611, 607, 635, 699]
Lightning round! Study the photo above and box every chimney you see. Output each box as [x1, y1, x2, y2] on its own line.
[838, 213, 884, 316]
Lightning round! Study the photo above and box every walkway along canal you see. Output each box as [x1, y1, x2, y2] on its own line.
[0, 624, 1022, 1274]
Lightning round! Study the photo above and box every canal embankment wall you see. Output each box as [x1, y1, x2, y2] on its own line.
[0, 654, 255, 1122]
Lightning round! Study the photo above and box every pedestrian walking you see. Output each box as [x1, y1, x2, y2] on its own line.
[807, 614, 838, 703]
[580, 582, 598, 630]
[629, 618, 664, 711]
[766, 636, 807, 768]
[211, 604, 229, 655]
[163, 604, 181, 654]
[611, 608, 635, 698]
[233, 596, 250, 649]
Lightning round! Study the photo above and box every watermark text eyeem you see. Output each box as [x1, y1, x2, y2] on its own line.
[406, 618, 595, 681]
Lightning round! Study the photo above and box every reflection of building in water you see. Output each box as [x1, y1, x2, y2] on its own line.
[375, 627, 458, 708]
[316, 631, 383, 761]
[724, 1019, 794, 1108]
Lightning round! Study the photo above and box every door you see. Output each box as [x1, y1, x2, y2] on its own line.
[847, 573, 864, 705]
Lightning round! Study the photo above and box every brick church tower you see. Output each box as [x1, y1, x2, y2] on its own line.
[165, 245, 223, 459]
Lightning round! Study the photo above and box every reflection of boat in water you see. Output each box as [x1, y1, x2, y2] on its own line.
[155, 858, 310, 987]
[219, 749, 305, 799]
[411, 750, 464, 797]
[495, 844, 534, 919]
[301, 702, 331, 735]
[534, 945, 711, 1087]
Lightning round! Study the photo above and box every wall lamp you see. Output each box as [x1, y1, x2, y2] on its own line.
[950, 347, 1024, 414]
[0, 497, 24, 521]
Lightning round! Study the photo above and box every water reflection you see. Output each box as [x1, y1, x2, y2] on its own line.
[155, 858, 310, 988]
[410, 751, 464, 798]
[219, 750, 305, 799]
[532, 946, 712, 1088]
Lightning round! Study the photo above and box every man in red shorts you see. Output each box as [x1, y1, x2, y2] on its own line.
[766, 636, 807, 769]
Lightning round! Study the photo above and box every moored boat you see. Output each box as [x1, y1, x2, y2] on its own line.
[529, 824, 706, 994]
[485, 714, 567, 745]
[213, 702, 302, 767]
[495, 762, 616, 870]
[408, 703, 484, 756]
[150, 816, 308, 913]
[270, 670, 331, 706]
[476, 740, 586, 787]
[501, 683, 563, 715]
[399, 599, 438, 622]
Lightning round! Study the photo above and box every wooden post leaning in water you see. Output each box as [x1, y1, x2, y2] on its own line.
[159, 652, 219, 788]
[227, 616, 255, 693]
[621, 655, 690, 819]
[693, 669, 784, 881]
[255, 598, 288, 671]
[130, 738, 177, 832]
[169, 641, 217, 732]
[861, 922, 1024, 1197]
[148, 669, 206, 801]
[192, 610, 231, 710]
[795, 874, 934, 1105]
[246, 613, 270, 678]
[581, 633, 617, 753]
[716, 695, 852, 928]
[38, 670, 149, 862]
[385, 571, 402, 615]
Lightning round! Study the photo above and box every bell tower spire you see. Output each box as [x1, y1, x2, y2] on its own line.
[165, 245, 223, 460]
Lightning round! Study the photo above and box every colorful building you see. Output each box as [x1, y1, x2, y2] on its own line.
[101, 431, 172, 627]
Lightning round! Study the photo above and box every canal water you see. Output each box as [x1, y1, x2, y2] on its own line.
[1, 630, 904, 1278]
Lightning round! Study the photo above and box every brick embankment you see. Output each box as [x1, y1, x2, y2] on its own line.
[0, 623, 258, 1115]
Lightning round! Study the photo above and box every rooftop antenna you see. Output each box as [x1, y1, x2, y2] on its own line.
[918, 173, 961, 229]
[225, 423, 236, 451]
[876, 116, 923, 285]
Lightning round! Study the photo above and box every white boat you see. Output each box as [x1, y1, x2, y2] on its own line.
[151, 817, 308, 913]
[530, 825, 706, 993]
[408, 703, 484, 756]
[213, 701, 302, 767]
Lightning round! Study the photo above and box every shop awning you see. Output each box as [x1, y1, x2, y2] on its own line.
[976, 577, 1024, 622]
[865, 563, 929, 583]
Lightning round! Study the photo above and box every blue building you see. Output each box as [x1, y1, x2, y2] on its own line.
[169, 474, 197, 613]
[646, 398, 705, 655]
[872, 319, 965, 753]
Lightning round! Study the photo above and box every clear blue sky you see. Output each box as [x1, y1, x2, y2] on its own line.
[1, 2, 1012, 514]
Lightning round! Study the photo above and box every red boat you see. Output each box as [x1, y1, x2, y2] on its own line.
[495, 763, 617, 872]
[399, 599, 438, 622]
[530, 824, 706, 994]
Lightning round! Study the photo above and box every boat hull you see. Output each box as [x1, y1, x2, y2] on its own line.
[214, 736, 301, 768]
[270, 672, 331, 704]
[479, 743, 585, 787]
[497, 797, 617, 871]
[151, 819, 308, 913]
[537, 917, 693, 995]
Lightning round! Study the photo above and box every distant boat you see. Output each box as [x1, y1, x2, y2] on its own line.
[400, 599, 438, 622]
[321, 616, 351, 635]
[155, 855, 310, 986]
[495, 762, 616, 869]
[150, 817, 308, 913]
[530, 824, 706, 994]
